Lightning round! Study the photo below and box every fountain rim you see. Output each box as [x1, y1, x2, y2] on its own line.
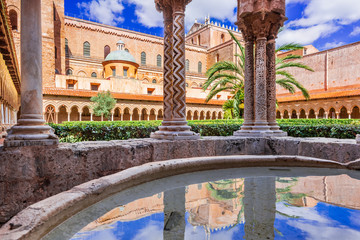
[1, 154, 359, 240]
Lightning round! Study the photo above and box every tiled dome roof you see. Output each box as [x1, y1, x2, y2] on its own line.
[104, 50, 137, 64]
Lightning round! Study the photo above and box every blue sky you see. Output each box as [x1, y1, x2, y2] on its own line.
[65, 0, 360, 51]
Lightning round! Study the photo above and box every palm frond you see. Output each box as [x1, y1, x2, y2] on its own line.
[276, 79, 296, 93]
[276, 43, 303, 53]
[276, 70, 295, 81]
[205, 86, 232, 102]
[278, 54, 302, 61]
[277, 62, 314, 72]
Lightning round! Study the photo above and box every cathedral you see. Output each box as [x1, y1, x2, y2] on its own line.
[2, 0, 360, 127]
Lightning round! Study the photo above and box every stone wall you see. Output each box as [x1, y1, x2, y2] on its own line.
[1, 136, 360, 224]
[277, 42, 360, 95]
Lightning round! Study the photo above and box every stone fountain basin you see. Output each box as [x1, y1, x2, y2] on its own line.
[1, 154, 359, 240]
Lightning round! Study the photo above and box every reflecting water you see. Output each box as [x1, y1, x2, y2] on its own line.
[69, 174, 360, 240]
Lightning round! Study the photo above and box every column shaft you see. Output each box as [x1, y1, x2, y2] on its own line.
[162, 9, 174, 122]
[254, 37, 271, 131]
[172, 11, 186, 121]
[20, 0, 42, 118]
[266, 39, 280, 131]
[4, 0, 58, 147]
[241, 40, 255, 131]
[150, 2, 199, 140]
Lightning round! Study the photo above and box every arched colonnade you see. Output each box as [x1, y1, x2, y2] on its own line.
[44, 102, 223, 124]
[277, 105, 360, 119]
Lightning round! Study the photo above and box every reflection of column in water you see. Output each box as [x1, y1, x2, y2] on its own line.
[244, 177, 276, 240]
[163, 187, 186, 240]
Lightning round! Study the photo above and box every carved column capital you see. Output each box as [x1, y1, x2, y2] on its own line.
[171, 0, 192, 13]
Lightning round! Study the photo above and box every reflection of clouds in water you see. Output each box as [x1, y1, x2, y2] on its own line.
[211, 226, 239, 240]
[288, 222, 360, 240]
[133, 221, 163, 240]
[277, 202, 360, 240]
[349, 212, 360, 227]
[95, 231, 119, 240]
[276, 202, 330, 224]
[184, 220, 240, 240]
[185, 222, 206, 239]
[71, 223, 121, 240]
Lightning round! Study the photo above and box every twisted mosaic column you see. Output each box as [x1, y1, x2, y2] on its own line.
[162, 8, 174, 122]
[151, 0, 198, 140]
[172, 11, 186, 121]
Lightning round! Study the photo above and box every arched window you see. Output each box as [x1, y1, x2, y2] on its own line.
[55, 69, 59, 74]
[66, 69, 73, 75]
[125, 48, 129, 52]
[104, 45, 110, 59]
[221, 34, 225, 43]
[83, 41, 90, 57]
[141, 52, 146, 65]
[157, 54, 162, 67]
[185, 59, 190, 72]
[198, 61, 202, 73]
[65, 38, 69, 57]
[9, 10, 18, 31]
[216, 54, 220, 62]
[91, 72, 97, 78]
[152, 79, 157, 84]
[186, 83, 189, 87]
[198, 35, 201, 45]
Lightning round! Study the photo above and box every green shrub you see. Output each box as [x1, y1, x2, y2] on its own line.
[49, 119, 360, 143]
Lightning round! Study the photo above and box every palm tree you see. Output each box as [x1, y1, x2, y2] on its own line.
[203, 30, 313, 118]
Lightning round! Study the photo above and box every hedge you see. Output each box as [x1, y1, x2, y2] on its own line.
[49, 119, 360, 143]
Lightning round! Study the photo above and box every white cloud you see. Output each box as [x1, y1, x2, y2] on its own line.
[127, 0, 237, 30]
[278, 0, 360, 46]
[77, 0, 125, 26]
[127, 0, 163, 28]
[277, 24, 339, 46]
[323, 41, 345, 49]
[350, 26, 360, 36]
[289, 0, 360, 28]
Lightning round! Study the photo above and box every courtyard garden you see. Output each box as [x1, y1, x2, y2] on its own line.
[50, 118, 360, 142]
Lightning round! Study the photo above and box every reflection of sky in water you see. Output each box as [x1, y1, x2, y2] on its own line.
[71, 203, 360, 240]
[70, 176, 360, 240]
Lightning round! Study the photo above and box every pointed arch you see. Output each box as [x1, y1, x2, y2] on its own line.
[194, 110, 199, 120]
[309, 109, 316, 119]
[9, 10, 18, 31]
[339, 106, 348, 119]
[104, 45, 111, 59]
[187, 110, 192, 120]
[351, 106, 360, 119]
[45, 105, 56, 123]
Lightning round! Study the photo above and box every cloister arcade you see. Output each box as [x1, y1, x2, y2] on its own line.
[277, 105, 360, 119]
[43, 100, 223, 124]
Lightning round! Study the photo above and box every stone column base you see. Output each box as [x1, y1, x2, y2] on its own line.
[356, 134, 360, 144]
[151, 120, 200, 140]
[4, 124, 59, 148]
[234, 129, 287, 137]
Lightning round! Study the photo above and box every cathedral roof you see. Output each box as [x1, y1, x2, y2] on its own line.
[104, 50, 137, 64]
